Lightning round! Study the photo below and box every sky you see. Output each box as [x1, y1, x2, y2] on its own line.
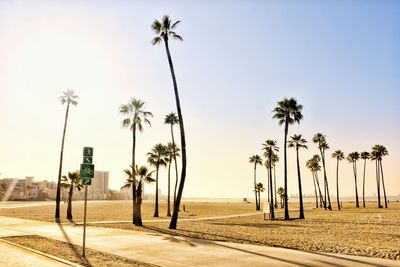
[0, 0, 399, 199]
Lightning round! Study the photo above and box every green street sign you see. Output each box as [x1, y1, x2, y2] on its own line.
[83, 156, 92, 164]
[82, 177, 91, 186]
[80, 163, 94, 178]
[83, 147, 93, 157]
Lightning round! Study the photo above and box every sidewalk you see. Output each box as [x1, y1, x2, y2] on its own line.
[0, 215, 399, 267]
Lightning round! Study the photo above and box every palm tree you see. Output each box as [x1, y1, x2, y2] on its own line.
[360, 151, 370, 208]
[166, 142, 180, 216]
[262, 140, 279, 219]
[312, 133, 332, 210]
[306, 155, 324, 208]
[271, 153, 279, 208]
[249, 155, 263, 210]
[370, 150, 382, 208]
[122, 165, 155, 226]
[272, 97, 303, 220]
[152, 15, 186, 229]
[288, 134, 307, 219]
[254, 182, 265, 209]
[119, 98, 153, 224]
[347, 152, 361, 208]
[164, 113, 180, 205]
[277, 187, 285, 208]
[61, 171, 82, 220]
[55, 89, 78, 221]
[147, 144, 168, 217]
[331, 150, 345, 210]
[372, 145, 389, 208]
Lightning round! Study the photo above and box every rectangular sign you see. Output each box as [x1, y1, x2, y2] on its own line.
[83, 147, 93, 157]
[80, 163, 94, 178]
[82, 177, 91, 186]
[83, 156, 92, 164]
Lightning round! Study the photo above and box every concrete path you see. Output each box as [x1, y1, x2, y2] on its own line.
[0, 239, 70, 267]
[0, 215, 399, 267]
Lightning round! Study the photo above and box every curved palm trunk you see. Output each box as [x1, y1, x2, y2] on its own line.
[135, 181, 143, 226]
[320, 148, 331, 210]
[311, 172, 318, 208]
[336, 158, 341, 210]
[167, 156, 172, 216]
[170, 124, 179, 207]
[353, 162, 359, 208]
[55, 102, 70, 221]
[274, 165, 278, 209]
[154, 163, 160, 217]
[375, 160, 382, 208]
[283, 119, 289, 220]
[269, 150, 275, 219]
[362, 159, 367, 208]
[379, 160, 388, 208]
[164, 40, 187, 230]
[296, 149, 304, 219]
[315, 172, 325, 208]
[253, 164, 259, 210]
[66, 182, 73, 220]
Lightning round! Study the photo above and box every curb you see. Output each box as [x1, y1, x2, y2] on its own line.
[0, 237, 84, 267]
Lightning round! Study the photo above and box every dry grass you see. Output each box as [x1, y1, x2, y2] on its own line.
[2, 235, 156, 267]
[0, 200, 255, 223]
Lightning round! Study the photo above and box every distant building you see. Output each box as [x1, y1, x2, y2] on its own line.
[74, 171, 109, 200]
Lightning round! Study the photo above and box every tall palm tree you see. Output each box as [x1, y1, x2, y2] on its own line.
[372, 145, 389, 208]
[122, 165, 155, 226]
[55, 89, 78, 221]
[61, 171, 82, 220]
[331, 150, 345, 210]
[306, 155, 324, 208]
[312, 133, 332, 210]
[119, 98, 153, 224]
[249, 155, 263, 210]
[360, 151, 370, 208]
[152, 15, 186, 230]
[271, 153, 279, 208]
[164, 113, 180, 205]
[347, 152, 360, 208]
[262, 140, 279, 219]
[254, 182, 265, 209]
[166, 142, 180, 216]
[272, 97, 303, 220]
[288, 134, 307, 219]
[147, 144, 168, 217]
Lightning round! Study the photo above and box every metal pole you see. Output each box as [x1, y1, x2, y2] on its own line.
[82, 185, 88, 257]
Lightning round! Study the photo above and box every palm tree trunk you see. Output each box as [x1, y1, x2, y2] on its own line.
[336, 158, 341, 210]
[55, 102, 70, 221]
[274, 165, 278, 209]
[283, 120, 289, 220]
[269, 150, 275, 219]
[376, 160, 382, 208]
[167, 157, 172, 216]
[163, 40, 187, 230]
[315, 172, 325, 208]
[296, 149, 304, 219]
[132, 123, 137, 224]
[267, 168, 270, 205]
[320, 149, 331, 210]
[66, 182, 73, 220]
[135, 180, 143, 226]
[311, 172, 318, 208]
[254, 164, 259, 210]
[154, 164, 159, 217]
[171, 124, 179, 207]
[379, 160, 388, 208]
[353, 162, 359, 208]
[362, 159, 366, 208]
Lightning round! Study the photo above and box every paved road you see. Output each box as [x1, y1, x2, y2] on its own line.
[0, 239, 70, 267]
[0, 216, 399, 267]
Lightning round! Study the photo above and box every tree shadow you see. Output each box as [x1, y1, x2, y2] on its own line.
[209, 221, 304, 228]
[142, 226, 196, 247]
[304, 250, 385, 267]
[56, 223, 91, 266]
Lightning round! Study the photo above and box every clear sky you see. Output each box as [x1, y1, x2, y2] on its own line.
[0, 0, 399, 199]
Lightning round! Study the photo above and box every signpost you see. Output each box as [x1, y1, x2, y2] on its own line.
[80, 147, 94, 257]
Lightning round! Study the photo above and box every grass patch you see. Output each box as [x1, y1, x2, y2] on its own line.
[3, 235, 157, 267]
